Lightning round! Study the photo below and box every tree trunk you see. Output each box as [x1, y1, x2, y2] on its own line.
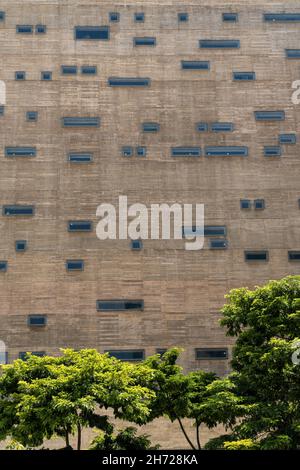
[77, 423, 82, 450]
[196, 422, 201, 450]
[177, 417, 196, 450]
[65, 430, 70, 447]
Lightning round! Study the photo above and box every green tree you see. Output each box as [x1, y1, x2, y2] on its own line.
[89, 425, 159, 450]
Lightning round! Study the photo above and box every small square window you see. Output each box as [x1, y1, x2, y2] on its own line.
[196, 122, 208, 132]
[178, 13, 188, 22]
[36, 24, 46, 34]
[0, 261, 8, 272]
[26, 111, 38, 122]
[240, 199, 251, 209]
[254, 199, 265, 210]
[109, 12, 120, 22]
[41, 71, 52, 81]
[0, 105, 4, 116]
[15, 240, 27, 252]
[122, 146, 133, 157]
[131, 239, 143, 250]
[134, 12, 145, 22]
[15, 71, 26, 81]
[0, 11, 5, 21]
[136, 147, 147, 157]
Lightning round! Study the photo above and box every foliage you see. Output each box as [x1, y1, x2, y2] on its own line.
[89, 425, 159, 450]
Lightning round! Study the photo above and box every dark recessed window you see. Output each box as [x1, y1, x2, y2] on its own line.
[171, 147, 201, 157]
[156, 349, 167, 356]
[16, 25, 33, 34]
[28, 315, 47, 327]
[122, 146, 133, 157]
[245, 251, 269, 261]
[199, 39, 240, 49]
[181, 61, 210, 70]
[81, 65, 97, 75]
[15, 240, 27, 252]
[26, 111, 38, 122]
[196, 122, 208, 132]
[5, 147, 36, 157]
[223, 13, 238, 22]
[19, 351, 46, 360]
[3, 205, 35, 216]
[264, 13, 300, 22]
[211, 122, 234, 132]
[0, 105, 4, 116]
[75, 26, 110, 40]
[286, 49, 300, 59]
[109, 12, 120, 22]
[254, 111, 285, 121]
[136, 147, 147, 157]
[131, 239, 143, 250]
[134, 13, 145, 22]
[36, 24, 46, 34]
[0, 261, 8, 272]
[97, 300, 144, 311]
[204, 226, 227, 237]
[105, 350, 145, 361]
[209, 239, 228, 250]
[134, 37, 156, 46]
[0, 351, 8, 365]
[254, 199, 265, 210]
[233, 71, 256, 81]
[279, 134, 296, 144]
[142, 122, 160, 132]
[41, 71, 52, 81]
[62, 117, 100, 127]
[15, 71, 26, 80]
[66, 260, 84, 271]
[68, 153, 93, 163]
[178, 13, 188, 22]
[264, 146, 282, 157]
[205, 146, 248, 157]
[61, 65, 78, 75]
[0, 11, 5, 21]
[68, 220, 92, 232]
[288, 251, 300, 261]
[240, 199, 251, 209]
[108, 77, 150, 87]
[196, 348, 228, 360]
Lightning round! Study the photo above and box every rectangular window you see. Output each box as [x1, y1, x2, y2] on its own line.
[105, 350, 145, 361]
[199, 39, 240, 48]
[61, 65, 78, 75]
[156, 349, 167, 356]
[205, 146, 248, 156]
[171, 147, 201, 157]
[0, 105, 4, 116]
[41, 71, 52, 81]
[75, 26, 109, 40]
[5, 147, 36, 157]
[81, 65, 97, 75]
[181, 61, 210, 70]
[264, 13, 300, 22]
[19, 351, 46, 360]
[109, 12, 120, 22]
[28, 315, 47, 327]
[196, 122, 208, 132]
[264, 146, 282, 157]
[204, 226, 227, 237]
[16, 25, 33, 33]
[15, 71, 26, 80]
[196, 348, 228, 360]
[134, 13, 145, 22]
[0, 351, 8, 365]
[245, 251, 269, 261]
[68, 221, 92, 232]
[209, 239, 228, 249]
[131, 239, 143, 250]
[178, 13, 188, 22]
[254, 199, 265, 210]
[286, 49, 300, 59]
[68, 153, 93, 163]
[0, 261, 7, 272]
[240, 199, 251, 209]
[3, 205, 35, 216]
[62, 117, 100, 127]
[233, 71, 256, 81]
[142, 122, 160, 132]
[122, 146, 133, 157]
[136, 147, 147, 157]
[97, 300, 144, 311]
[35, 25, 46, 34]
[134, 37, 156, 46]
[66, 260, 84, 271]
[0, 11, 5, 21]
[223, 13, 238, 22]
[288, 251, 300, 261]
[108, 77, 150, 87]
[254, 111, 285, 121]
[26, 111, 38, 122]
[210, 122, 234, 132]
[15, 240, 27, 252]
[279, 134, 296, 144]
